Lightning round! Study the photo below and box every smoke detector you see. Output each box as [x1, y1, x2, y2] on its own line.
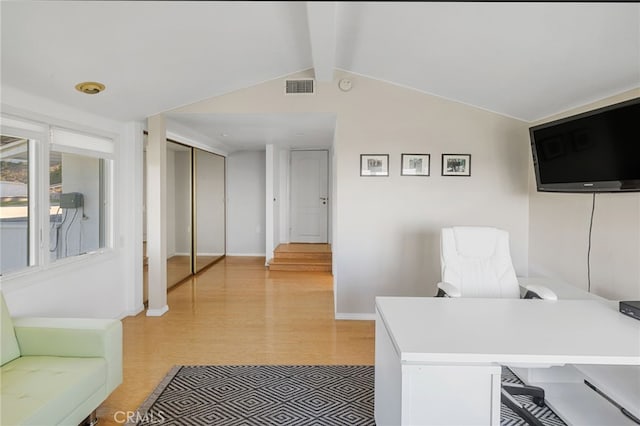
[75, 81, 106, 95]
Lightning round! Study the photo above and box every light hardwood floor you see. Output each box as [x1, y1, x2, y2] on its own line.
[99, 256, 375, 425]
[143, 255, 225, 302]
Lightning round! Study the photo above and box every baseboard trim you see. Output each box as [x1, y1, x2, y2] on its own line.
[121, 305, 145, 319]
[335, 313, 376, 321]
[226, 253, 266, 257]
[146, 305, 169, 317]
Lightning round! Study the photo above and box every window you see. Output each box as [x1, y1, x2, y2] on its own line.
[0, 117, 113, 277]
[48, 151, 107, 261]
[0, 136, 31, 275]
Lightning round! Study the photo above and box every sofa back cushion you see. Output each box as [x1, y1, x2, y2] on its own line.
[1, 292, 21, 365]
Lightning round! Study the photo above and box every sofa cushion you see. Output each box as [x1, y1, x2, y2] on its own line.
[1, 293, 20, 366]
[1, 356, 107, 426]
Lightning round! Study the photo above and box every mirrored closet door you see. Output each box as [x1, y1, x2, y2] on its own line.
[166, 140, 192, 288]
[143, 136, 226, 303]
[193, 149, 226, 273]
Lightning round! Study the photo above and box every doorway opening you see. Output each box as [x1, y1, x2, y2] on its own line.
[290, 149, 329, 244]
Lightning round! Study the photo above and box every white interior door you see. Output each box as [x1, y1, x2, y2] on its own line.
[290, 150, 328, 243]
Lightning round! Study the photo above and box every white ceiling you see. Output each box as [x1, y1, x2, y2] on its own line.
[336, 2, 640, 121]
[166, 113, 337, 152]
[2, 2, 638, 152]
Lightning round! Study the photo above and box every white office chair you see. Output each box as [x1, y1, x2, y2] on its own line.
[436, 226, 557, 426]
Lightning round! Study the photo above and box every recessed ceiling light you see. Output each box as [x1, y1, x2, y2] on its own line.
[75, 81, 106, 95]
[220, 133, 230, 137]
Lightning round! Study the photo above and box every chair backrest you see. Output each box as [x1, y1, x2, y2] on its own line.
[440, 227, 520, 299]
[1, 292, 21, 365]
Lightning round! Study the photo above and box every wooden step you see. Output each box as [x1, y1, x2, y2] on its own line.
[269, 243, 332, 272]
[273, 251, 332, 261]
[268, 261, 332, 272]
[274, 243, 331, 253]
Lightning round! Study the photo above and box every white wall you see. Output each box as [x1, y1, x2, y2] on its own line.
[0, 87, 143, 318]
[173, 71, 531, 317]
[278, 149, 290, 244]
[265, 144, 283, 262]
[272, 146, 281, 252]
[528, 89, 640, 300]
[227, 150, 266, 255]
[265, 144, 274, 262]
[332, 80, 530, 316]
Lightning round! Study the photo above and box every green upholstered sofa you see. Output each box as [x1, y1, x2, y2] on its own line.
[1, 293, 123, 426]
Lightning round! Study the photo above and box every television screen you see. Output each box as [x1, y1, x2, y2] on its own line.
[529, 97, 640, 192]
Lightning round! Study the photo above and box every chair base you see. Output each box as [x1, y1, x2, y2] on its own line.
[80, 410, 99, 426]
[501, 383, 545, 426]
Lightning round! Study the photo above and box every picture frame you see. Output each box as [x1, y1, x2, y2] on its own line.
[441, 154, 471, 176]
[401, 154, 430, 176]
[360, 154, 389, 176]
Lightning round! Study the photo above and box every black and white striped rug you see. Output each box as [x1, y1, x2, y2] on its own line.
[130, 365, 565, 425]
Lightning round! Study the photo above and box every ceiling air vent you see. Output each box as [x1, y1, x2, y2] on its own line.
[285, 79, 314, 95]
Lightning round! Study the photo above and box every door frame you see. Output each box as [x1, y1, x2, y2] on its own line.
[265, 147, 333, 265]
[289, 149, 330, 244]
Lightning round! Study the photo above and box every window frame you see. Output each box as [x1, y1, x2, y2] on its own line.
[1, 114, 117, 279]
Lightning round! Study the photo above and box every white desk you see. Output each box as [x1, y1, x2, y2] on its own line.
[516, 277, 640, 425]
[375, 297, 640, 426]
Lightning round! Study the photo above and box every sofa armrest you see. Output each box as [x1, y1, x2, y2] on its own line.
[13, 317, 123, 393]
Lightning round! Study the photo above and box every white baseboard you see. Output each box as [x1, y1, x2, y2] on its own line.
[146, 305, 169, 317]
[335, 312, 376, 321]
[120, 304, 144, 319]
[226, 253, 266, 257]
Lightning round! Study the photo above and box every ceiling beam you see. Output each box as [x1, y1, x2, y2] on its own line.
[306, 2, 336, 82]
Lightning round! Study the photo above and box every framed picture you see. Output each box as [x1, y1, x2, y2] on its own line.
[442, 154, 471, 176]
[401, 154, 430, 176]
[360, 154, 389, 176]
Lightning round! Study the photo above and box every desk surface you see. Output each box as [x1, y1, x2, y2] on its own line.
[376, 297, 640, 366]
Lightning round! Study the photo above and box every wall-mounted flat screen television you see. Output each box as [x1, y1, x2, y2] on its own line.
[529, 97, 640, 193]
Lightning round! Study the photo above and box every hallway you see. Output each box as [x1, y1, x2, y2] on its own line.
[101, 256, 374, 424]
